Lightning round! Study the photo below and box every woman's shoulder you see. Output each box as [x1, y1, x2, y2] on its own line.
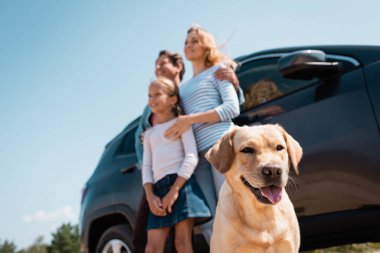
[196, 64, 225, 81]
[212, 62, 228, 70]
[208, 63, 228, 83]
[180, 64, 226, 89]
[206, 64, 228, 82]
[208, 64, 225, 74]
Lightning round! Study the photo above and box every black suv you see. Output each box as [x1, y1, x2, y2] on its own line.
[79, 46, 380, 253]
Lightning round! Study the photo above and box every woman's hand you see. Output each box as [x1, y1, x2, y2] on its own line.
[146, 194, 166, 216]
[214, 67, 239, 90]
[164, 115, 192, 139]
[162, 189, 179, 214]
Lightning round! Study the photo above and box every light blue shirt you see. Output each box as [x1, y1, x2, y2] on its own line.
[180, 64, 240, 152]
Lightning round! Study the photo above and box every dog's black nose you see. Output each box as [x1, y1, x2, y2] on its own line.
[262, 166, 282, 178]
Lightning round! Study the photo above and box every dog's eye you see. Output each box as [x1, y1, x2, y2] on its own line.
[240, 147, 255, 154]
[276, 145, 285, 151]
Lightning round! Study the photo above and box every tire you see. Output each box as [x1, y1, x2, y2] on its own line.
[95, 224, 133, 253]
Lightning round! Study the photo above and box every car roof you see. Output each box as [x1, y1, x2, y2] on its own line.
[105, 116, 141, 148]
[235, 45, 380, 66]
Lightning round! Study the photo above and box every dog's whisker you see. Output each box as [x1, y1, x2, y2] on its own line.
[285, 177, 298, 191]
[292, 176, 306, 186]
[286, 176, 305, 191]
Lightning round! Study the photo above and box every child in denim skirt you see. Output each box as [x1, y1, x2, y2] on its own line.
[142, 77, 211, 253]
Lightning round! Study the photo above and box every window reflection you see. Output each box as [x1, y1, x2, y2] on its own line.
[244, 79, 282, 110]
[237, 57, 318, 112]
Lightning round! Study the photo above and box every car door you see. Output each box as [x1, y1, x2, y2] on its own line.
[107, 119, 143, 214]
[234, 51, 380, 217]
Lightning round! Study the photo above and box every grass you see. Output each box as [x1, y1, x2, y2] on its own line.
[301, 242, 380, 253]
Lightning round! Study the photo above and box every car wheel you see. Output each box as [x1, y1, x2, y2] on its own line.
[96, 224, 133, 253]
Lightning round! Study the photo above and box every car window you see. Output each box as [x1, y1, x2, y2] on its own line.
[118, 126, 137, 156]
[237, 57, 318, 112]
[237, 55, 358, 112]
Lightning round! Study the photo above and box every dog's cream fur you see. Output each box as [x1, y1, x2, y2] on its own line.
[205, 124, 302, 253]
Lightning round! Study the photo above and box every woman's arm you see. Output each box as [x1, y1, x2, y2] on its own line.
[164, 110, 220, 139]
[214, 67, 239, 91]
[214, 67, 245, 105]
[165, 78, 239, 139]
[212, 78, 240, 121]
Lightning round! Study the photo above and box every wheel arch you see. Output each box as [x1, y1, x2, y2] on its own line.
[87, 205, 135, 253]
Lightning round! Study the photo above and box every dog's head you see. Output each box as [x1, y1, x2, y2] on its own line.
[205, 124, 302, 205]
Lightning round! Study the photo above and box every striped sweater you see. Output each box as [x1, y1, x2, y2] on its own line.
[180, 64, 240, 152]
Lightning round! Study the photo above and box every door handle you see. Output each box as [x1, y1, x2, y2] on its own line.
[121, 165, 137, 174]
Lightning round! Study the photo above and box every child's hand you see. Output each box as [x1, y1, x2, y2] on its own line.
[162, 189, 179, 214]
[147, 194, 166, 216]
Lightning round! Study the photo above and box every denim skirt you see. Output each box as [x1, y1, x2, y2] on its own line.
[147, 174, 212, 230]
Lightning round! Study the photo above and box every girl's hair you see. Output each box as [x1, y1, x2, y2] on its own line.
[150, 77, 182, 116]
[187, 25, 237, 69]
[158, 50, 186, 81]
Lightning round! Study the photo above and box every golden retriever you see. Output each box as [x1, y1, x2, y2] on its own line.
[205, 124, 302, 253]
[244, 79, 282, 110]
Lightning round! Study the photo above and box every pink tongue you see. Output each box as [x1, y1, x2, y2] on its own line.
[260, 186, 283, 204]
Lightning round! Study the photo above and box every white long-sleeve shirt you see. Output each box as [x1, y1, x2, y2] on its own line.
[142, 118, 199, 184]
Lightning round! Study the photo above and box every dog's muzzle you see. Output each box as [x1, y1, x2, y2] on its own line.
[240, 176, 283, 205]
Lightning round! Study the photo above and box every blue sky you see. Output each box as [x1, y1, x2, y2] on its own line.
[1, 0, 379, 249]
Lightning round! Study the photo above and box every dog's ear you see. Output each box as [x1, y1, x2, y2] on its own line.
[205, 127, 237, 174]
[275, 124, 303, 175]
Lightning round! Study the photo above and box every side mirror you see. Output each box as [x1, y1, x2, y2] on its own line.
[278, 50, 341, 80]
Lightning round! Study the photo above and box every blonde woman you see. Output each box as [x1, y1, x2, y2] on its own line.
[165, 25, 240, 242]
